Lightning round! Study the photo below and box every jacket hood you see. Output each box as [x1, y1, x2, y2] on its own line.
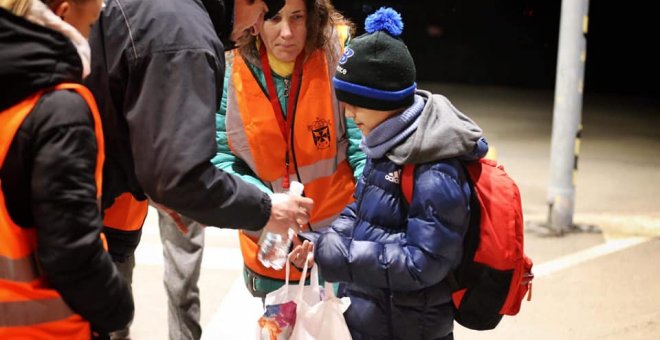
[0, 6, 83, 111]
[387, 89, 486, 165]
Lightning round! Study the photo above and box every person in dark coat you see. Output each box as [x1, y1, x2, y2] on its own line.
[84, 0, 315, 338]
[0, 0, 132, 338]
[291, 7, 489, 340]
[86, 0, 311, 255]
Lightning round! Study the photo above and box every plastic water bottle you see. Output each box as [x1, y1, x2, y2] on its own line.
[258, 181, 305, 270]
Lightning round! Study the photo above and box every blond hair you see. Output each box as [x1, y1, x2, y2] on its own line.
[0, 0, 33, 16]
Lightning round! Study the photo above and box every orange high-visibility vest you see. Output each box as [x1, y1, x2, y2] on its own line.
[227, 27, 356, 280]
[103, 192, 148, 233]
[0, 84, 104, 339]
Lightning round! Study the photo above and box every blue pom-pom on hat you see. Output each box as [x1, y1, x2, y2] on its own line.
[365, 7, 404, 37]
[333, 6, 416, 111]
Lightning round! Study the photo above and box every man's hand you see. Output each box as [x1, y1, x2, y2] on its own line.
[263, 193, 314, 236]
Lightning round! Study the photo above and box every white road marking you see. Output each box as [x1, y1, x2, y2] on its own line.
[532, 237, 650, 278]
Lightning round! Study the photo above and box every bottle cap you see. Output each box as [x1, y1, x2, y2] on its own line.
[288, 181, 304, 196]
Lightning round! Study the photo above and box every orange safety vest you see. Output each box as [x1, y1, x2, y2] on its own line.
[0, 84, 104, 339]
[226, 27, 356, 280]
[103, 192, 148, 233]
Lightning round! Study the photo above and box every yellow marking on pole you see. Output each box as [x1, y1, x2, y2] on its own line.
[572, 124, 582, 185]
[485, 146, 497, 161]
[583, 16, 589, 34]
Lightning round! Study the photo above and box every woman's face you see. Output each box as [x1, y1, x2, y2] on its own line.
[53, 0, 103, 38]
[258, 0, 307, 62]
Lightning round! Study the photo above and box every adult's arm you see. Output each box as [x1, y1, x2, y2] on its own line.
[31, 91, 134, 333]
[124, 49, 271, 230]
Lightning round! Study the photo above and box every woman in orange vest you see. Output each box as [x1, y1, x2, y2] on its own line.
[0, 0, 133, 338]
[156, 0, 365, 337]
[224, 0, 366, 293]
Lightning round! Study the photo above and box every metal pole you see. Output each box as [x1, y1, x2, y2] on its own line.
[547, 0, 590, 235]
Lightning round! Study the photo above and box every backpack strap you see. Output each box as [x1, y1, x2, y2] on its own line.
[401, 164, 415, 204]
[453, 162, 482, 288]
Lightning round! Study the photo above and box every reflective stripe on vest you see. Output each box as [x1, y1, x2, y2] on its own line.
[0, 298, 80, 328]
[0, 253, 39, 282]
[0, 84, 98, 337]
[226, 28, 356, 280]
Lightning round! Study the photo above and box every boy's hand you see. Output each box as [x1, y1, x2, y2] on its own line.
[289, 240, 315, 269]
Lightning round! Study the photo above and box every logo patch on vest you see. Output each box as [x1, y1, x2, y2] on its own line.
[308, 118, 332, 150]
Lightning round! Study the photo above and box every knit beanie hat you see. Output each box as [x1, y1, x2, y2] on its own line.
[333, 7, 416, 111]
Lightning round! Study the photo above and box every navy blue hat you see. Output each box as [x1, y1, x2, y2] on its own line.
[333, 7, 416, 111]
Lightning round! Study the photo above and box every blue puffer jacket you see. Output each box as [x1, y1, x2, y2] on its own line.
[315, 158, 470, 340]
[304, 90, 487, 340]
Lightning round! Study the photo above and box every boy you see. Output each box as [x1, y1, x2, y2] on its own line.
[291, 7, 488, 340]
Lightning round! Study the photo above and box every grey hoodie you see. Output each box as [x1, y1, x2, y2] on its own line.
[387, 89, 484, 165]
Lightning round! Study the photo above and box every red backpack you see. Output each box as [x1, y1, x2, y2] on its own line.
[402, 158, 533, 330]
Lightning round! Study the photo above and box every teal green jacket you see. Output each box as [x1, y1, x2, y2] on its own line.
[211, 55, 366, 196]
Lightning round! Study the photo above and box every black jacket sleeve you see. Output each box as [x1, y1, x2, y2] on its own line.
[123, 49, 271, 230]
[85, 0, 272, 230]
[31, 91, 134, 333]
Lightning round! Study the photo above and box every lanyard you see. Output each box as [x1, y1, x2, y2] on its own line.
[259, 44, 304, 189]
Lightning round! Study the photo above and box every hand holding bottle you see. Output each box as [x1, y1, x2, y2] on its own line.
[266, 193, 313, 233]
[259, 182, 313, 269]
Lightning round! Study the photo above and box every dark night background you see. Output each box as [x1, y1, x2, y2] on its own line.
[332, 1, 659, 98]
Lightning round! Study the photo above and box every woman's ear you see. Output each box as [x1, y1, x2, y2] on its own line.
[52, 1, 70, 20]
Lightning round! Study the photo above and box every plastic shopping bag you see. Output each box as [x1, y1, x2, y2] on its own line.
[290, 255, 352, 340]
[257, 254, 321, 340]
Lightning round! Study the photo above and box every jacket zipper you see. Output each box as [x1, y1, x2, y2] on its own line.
[283, 78, 290, 98]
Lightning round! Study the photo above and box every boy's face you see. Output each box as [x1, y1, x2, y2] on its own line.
[342, 103, 399, 136]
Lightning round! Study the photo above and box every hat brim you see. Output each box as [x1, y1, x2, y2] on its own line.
[333, 78, 416, 111]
